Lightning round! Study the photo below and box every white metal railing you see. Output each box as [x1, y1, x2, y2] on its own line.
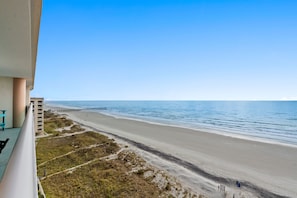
[0, 104, 38, 197]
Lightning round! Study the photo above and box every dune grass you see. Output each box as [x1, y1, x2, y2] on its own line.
[43, 111, 73, 135]
[41, 158, 163, 198]
[36, 131, 116, 164]
[37, 111, 167, 198]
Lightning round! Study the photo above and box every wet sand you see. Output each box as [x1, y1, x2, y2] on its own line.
[50, 107, 297, 197]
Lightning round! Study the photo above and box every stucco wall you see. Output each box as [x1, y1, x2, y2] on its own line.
[0, 77, 13, 128]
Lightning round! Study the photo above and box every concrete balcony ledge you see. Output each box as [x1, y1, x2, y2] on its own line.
[0, 128, 21, 181]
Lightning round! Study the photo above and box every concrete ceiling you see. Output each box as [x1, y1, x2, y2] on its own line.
[0, 0, 42, 89]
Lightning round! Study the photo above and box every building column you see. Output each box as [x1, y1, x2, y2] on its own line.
[13, 78, 26, 128]
[26, 86, 31, 105]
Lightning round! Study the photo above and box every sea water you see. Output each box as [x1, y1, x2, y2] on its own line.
[47, 101, 297, 146]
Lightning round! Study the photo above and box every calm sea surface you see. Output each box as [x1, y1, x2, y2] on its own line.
[47, 101, 297, 146]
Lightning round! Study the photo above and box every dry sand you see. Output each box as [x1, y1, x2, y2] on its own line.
[49, 107, 297, 197]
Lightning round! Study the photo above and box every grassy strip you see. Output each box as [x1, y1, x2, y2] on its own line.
[37, 110, 194, 198]
[62, 124, 84, 133]
[38, 144, 118, 176]
[42, 159, 162, 198]
[44, 111, 73, 134]
[36, 131, 114, 164]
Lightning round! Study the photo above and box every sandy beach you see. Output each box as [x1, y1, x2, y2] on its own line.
[50, 107, 297, 197]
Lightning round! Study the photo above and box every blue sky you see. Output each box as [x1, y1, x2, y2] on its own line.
[32, 0, 297, 100]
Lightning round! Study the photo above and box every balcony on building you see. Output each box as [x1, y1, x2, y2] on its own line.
[0, 0, 42, 197]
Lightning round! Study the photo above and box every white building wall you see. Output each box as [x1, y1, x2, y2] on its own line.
[0, 77, 13, 128]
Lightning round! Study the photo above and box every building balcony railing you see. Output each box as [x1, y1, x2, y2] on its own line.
[0, 104, 38, 198]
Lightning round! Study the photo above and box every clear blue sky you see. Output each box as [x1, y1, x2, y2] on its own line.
[32, 0, 297, 100]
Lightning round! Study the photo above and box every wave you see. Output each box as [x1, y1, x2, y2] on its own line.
[47, 100, 297, 146]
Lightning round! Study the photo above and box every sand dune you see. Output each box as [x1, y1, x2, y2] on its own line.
[49, 107, 297, 197]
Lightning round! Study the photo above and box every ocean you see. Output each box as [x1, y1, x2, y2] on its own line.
[47, 101, 297, 146]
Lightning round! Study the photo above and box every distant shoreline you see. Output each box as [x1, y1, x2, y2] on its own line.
[70, 119, 290, 198]
[47, 104, 297, 197]
[45, 100, 297, 147]
[47, 103, 297, 149]
[97, 110, 297, 149]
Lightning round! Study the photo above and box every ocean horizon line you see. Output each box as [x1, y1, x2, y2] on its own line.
[44, 99, 297, 102]
[46, 100, 297, 147]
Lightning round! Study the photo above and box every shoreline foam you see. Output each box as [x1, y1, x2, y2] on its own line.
[95, 110, 297, 149]
[46, 105, 297, 197]
[46, 103, 297, 147]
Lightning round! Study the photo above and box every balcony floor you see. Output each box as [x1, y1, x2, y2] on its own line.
[0, 128, 21, 181]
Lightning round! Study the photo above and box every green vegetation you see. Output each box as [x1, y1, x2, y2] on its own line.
[43, 111, 73, 135]
[36, 111, 167, 198]
[41, 159, 163, 198]
[36, 131, 114, 164]
[62, 124, 84, 133]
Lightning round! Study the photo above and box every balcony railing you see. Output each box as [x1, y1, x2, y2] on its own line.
[0, 104, 38, 198]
